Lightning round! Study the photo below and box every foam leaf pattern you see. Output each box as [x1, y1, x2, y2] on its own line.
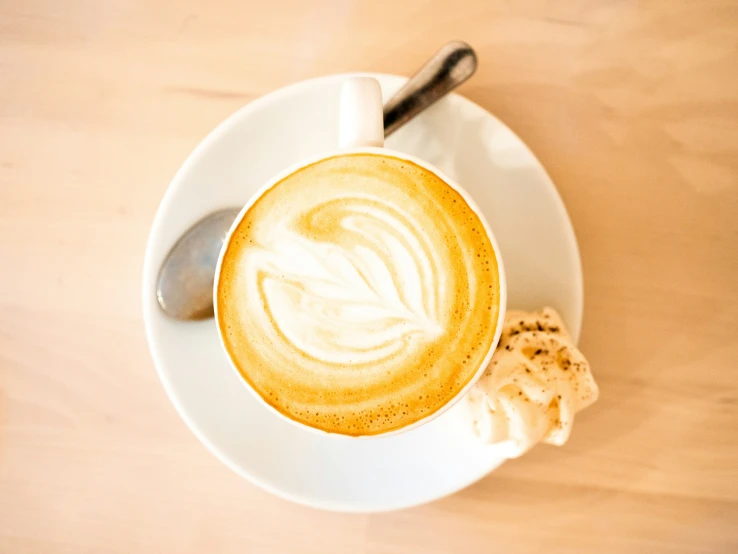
[243, 207, 444, 366]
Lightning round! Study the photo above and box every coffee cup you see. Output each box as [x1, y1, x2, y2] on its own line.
[214, 77, 506, 438]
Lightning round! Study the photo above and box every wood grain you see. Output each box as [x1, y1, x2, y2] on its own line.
[1, 0, 738, 552]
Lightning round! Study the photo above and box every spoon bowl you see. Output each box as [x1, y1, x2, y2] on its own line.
[156, 208, 241, 319]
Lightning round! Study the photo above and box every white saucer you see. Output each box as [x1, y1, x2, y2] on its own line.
[142, 73, 583, 512]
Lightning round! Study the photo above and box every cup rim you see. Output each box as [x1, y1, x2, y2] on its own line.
[213, 146, 507, 439]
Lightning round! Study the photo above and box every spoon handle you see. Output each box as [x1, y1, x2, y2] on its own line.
[383, 41, 478, 137]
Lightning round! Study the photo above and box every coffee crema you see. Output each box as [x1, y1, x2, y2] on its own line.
[217, 153, 501, 435]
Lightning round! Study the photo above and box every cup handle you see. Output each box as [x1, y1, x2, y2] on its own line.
[338, 77, 384, 148]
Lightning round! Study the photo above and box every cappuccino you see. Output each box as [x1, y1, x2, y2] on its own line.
[217, 153, 501, 435]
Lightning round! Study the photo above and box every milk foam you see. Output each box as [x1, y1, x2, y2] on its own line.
[240, 198, 443, 366]
[217, 153, 501, 435]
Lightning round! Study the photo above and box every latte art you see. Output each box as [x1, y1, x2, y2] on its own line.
[217, 154, 501, 435]
[245, 197, 444, 366]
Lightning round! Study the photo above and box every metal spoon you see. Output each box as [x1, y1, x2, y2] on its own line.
[157, 41, 478, 320]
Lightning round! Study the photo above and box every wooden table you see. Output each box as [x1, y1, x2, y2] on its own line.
[2, 0, 737, 552]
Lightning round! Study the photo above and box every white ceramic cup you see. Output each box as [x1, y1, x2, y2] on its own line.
[214, 76, 507, 438]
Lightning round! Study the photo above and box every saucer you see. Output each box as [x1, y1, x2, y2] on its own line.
[142, 73, 583, 512]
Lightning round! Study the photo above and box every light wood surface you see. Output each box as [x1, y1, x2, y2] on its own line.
[2, 0, 738, 552]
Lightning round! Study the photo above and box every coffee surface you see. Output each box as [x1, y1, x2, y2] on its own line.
[217, 153, 501, 435]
